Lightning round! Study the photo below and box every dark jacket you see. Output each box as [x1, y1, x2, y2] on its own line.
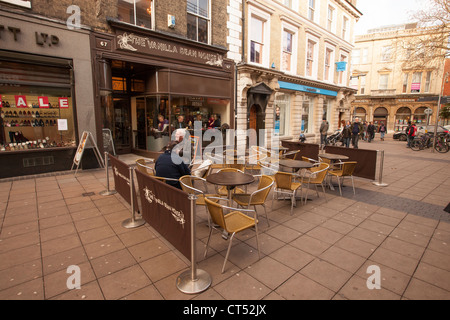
[155, 150, 191, 189]
[342, 125, 352, 138]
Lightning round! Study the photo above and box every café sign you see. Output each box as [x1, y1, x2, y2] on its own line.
[116, 31, 224, 67]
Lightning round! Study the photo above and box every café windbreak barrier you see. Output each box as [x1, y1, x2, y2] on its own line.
[135, 169, 191, 260]
[135, 170, 211, 294]
[324, 145, 378, 181]
[282, 141, 320, 161]
[108, 154, 145, 228]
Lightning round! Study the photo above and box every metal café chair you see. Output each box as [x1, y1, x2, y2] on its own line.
[204, 197, 261, 273]
[300, 163, 330, 203]
[328, 161, 357, 196]
[135, 159, 155, 175]
[231, 175, 274, 226]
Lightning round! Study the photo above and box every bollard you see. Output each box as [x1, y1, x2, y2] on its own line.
[372, 150, 388, 187]
[121, 167, 146, 228]
[176, 193, 211, 294]
[100, 152, 117, 196]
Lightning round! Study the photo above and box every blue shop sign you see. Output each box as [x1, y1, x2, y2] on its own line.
[278, 81, 338, 97]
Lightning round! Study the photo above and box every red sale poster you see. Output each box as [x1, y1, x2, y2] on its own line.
[59, 97, 69, 109]
[38, 96, 50, 108]
[15, 95, 28, 108]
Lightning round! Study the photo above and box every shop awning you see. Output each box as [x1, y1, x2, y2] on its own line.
[278, 81, 338, 97]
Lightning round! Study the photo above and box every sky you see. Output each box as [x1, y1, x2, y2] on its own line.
[354, 0, 431, 35]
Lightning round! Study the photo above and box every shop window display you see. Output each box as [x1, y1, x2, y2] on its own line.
[0, 89, 76, 152]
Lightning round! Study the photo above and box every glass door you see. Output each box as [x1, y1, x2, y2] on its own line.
[113, 97, 131, 153]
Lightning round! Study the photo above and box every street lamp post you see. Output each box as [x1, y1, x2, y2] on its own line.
[432, 71, 449, 152]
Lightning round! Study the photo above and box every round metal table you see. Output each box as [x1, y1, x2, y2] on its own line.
[206, 171, 255, 200]
[279, 159, 314, 172]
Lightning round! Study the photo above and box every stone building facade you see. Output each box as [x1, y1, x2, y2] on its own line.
[226, 0, 361, 147]
[350, 23, 447, 133]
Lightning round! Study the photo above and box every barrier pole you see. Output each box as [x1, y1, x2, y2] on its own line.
[372, 150, 388, 187]
[99, 152, 117, 196]
[176, 194, 211, 294]
[121, 167, 146, 229]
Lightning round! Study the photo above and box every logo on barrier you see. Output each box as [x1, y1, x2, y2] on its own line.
[143, 187, 186, 227]
[113, 166, 130, 185]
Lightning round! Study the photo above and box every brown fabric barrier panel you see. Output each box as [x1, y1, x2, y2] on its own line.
[282, 141, 320, 161]
[109, 154, 139, 212]
[135, 170, 192, 261]
[324, 146, 378, 181]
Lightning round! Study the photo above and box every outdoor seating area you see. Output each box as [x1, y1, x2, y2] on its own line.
[1, 137, 450, 301]
[131, 145, 362, 276]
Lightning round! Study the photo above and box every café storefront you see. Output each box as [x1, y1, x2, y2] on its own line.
[92, 21, 235, 157]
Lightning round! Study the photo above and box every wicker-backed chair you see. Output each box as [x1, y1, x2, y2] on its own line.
[301, 163, 330, 203]
[272, 171, 302, 215]
[204, 197, 261, 273]
[232, 175, 274, 226]
[328, 161, 357, 196]
[135, 159, 155, 175]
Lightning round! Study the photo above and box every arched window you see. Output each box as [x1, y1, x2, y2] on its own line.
[354, 107, 367, 122]
[413, 107, 427, 124]
[395, 107, 411, 132]
[373, 107, 388, 130]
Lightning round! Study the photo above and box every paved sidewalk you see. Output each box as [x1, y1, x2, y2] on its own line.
[0, 135, 449, 300]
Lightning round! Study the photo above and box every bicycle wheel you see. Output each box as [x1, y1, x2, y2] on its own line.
[410, 139, 421, 151]
[435, 138, 449, 153]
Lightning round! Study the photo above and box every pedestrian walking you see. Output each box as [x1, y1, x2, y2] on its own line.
[367, 122, 375, 142]
[320, 119, 329, 149]
[379, 122, 387, 141]
[351, 118, 363, 149]
[342, 121, 352, 148]
[363, 121, 368, 141]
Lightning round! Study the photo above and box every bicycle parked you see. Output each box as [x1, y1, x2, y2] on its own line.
[410, 132, 449, 153]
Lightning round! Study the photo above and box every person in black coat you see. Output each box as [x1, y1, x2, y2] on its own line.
[155, 141, 191, 189]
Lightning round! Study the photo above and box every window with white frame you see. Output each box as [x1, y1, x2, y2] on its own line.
[324, 47, 334, 82]
[250, 16, 264, 64]
[360, 75, 366, 94]
[352, 49, 360, 65]
[187, 0, 210, 43]
[305, 36, 319, 78]
[381, 45, 392, 62]
[342, 16, 349, 41]
[402, 73, 409, 93]
[248, 7, 270, 67]
[282, 30, 293, 72]
[118, 0, 154, 29]
[0, 0, 31, 8]
[308, 0, 316, 21]
[379, 74, 389, 90]
[281, 23, 297, 73]
[411, 72, 422, 93]
[424, 71, 432, 92]
[327, 4, 335, 32]
[362, 48, 369, 63]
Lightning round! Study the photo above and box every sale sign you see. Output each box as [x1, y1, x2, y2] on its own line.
[59, 97, 69, 109]
[38, 96, 50, 108]
[15, 95, 28, 108]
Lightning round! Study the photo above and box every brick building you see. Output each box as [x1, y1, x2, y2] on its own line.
[0, 0, 234, 178]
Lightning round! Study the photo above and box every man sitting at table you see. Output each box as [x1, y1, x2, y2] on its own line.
[155, 141, 191, 189]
